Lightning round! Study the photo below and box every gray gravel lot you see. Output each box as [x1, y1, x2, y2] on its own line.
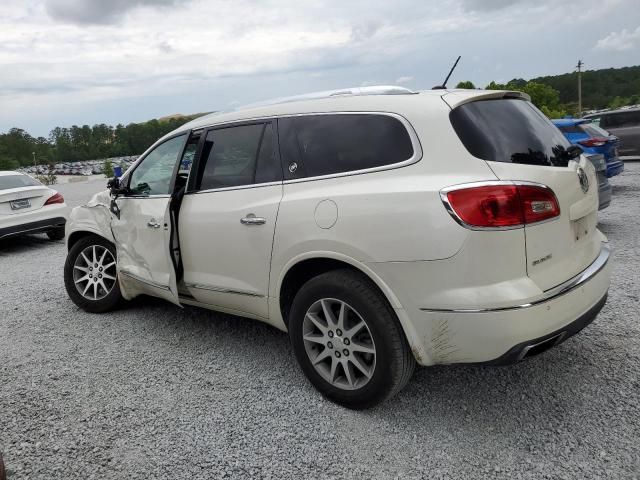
[1, 168, 639, 479]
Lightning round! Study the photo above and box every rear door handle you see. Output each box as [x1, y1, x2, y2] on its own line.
[240, 214, 266, 226]
[147, 219, 161, 229]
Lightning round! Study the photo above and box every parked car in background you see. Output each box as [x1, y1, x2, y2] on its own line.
[584, 108, 640, 160]
[63, 87, 611, 408]
[0, 171, 67, 240]
[553, 118, 624, 178]
[584, 154, 611, 210]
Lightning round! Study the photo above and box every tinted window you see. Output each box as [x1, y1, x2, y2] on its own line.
[129, 134, 187, 195]
[450, 99, 572, 167]
[279, 114, 414, 178]
[196, 123, 279, 190]
[600, 111, 640, 129]
[0, 174, 41, 190]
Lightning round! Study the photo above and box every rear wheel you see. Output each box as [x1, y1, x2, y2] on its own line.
[64, 235, 122, 313]
[47, 227, 65, 241]
[288, 269, 415, 409]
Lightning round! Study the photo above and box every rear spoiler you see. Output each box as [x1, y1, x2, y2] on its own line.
[440, 90, 531, 110]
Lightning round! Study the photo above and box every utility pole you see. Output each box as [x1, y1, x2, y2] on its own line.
[32, 151, 36, 169]
[576, 60, 583, 117]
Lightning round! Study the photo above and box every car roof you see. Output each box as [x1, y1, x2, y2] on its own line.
[552, 118, 589, 127]
[0, 171, 26, 177]
[584, 106, 640, 118]
[170, 85, 529, 137]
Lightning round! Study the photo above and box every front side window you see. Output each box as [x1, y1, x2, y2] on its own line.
[279, 114, 414, 179]
[195, 122, 279, 190]
[450, 99, 572, 167]
[129, 134, 187, 195]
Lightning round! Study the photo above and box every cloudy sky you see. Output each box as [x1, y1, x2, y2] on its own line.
[1, 0, 639, 136]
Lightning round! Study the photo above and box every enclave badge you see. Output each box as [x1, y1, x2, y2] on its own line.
[577, 167, 589, 194]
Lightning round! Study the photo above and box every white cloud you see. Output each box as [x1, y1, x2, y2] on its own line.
[594, 26, 640, 51]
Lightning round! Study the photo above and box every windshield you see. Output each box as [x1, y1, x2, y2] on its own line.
[581, 122, 611, 137]
[0, 174, 41, 190]
[450, 99, 572, 167]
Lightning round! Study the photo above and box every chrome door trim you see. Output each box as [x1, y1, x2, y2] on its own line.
[119, 269, 171, 291]
[184, 282, 265, 298]
[420, 242, 610, 313]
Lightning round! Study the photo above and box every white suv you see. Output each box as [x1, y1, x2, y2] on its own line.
[64, 86, 611, 408]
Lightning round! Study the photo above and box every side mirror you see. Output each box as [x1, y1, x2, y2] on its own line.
[565, 145, 583, 160]
[107, 176, 129, 196]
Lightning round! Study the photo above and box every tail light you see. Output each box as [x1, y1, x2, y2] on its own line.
[578, 137, 609, 147]
[44, 191, 64, 206]
[441, 182, 560, 229]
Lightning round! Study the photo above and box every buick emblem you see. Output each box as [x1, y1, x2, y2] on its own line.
[577, 167, 589, 194]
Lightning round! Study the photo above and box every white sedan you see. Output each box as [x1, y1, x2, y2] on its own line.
[0, 171, 67, 241]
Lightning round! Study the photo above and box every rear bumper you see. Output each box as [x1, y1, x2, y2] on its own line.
[375, 242, 611, 366]
[605, 158, 624, 177]
[597, 172, 612, 210]
[0, 216, 66, 239]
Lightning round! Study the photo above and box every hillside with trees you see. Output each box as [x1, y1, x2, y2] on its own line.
[456, 64, 640, 119]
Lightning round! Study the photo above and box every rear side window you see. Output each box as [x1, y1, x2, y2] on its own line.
[600, 111, 640, 129]
[195, 122, 279, 190]
[450, 99, 572, 167]
[0, 174, 41, 190]
[279, 114, 414, 178]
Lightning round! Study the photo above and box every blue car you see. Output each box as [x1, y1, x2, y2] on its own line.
[552, 118, 624, 178]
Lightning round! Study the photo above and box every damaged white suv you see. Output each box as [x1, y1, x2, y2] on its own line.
[64, 86, 611, 408]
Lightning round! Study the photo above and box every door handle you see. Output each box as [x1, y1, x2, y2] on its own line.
[240, 214, 266, 226]
[147, 219, 161, 229]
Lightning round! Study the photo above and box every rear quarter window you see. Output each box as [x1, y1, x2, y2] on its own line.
[450, 99, 572, 167]
[600, 111, 640, 129]
[279, 114, 414, 179]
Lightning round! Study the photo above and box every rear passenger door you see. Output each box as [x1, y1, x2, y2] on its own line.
[179, 121, 282, 319]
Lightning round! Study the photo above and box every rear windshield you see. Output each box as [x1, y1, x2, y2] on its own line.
[0, 174, 41, 190]
[581, 123, 610, 137]
[450, 99, 572, 167]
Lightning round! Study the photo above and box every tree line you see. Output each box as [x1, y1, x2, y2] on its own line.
[0, 115, 203, 170]
[456, 64, 640, 118]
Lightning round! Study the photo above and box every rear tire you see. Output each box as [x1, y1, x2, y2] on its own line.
[288, 269, 415, 409]
[47, 227, 65, 241]
[64, 235, 123, 313]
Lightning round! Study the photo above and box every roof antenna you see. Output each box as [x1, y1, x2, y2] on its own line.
[432, 56, 461, 90]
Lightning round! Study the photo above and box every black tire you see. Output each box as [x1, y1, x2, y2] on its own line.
[47, 226, 65, 241]
[64, 234, 123, 313]
[288, 269, 415, 409]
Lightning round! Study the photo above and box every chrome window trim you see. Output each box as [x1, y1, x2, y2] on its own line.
[184, 282, 265, 298]
[181, 111, 422, 193]
[420, 242, 610, 313]
[119, 269, 171, 291]
[117, 194, 171, 200]
[439, 180, 561, 231]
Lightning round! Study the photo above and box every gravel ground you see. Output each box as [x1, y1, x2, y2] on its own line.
[1, 168, 639, 479]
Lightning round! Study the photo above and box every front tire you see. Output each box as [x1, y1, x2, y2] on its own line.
[289, 269, 415, 409]
[64, 235, 123, 313]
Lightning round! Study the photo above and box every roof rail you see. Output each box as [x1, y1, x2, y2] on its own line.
[237, 85, 417, 110]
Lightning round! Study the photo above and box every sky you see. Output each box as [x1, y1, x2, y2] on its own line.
[1, 0, 639, 137]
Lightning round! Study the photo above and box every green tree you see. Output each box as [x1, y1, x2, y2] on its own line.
[103, 160, 114, 177]
[455, 80, 476, 89]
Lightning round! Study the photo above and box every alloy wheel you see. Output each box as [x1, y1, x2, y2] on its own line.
[73, 245, 117, 301]
[302, 298, 377, 390]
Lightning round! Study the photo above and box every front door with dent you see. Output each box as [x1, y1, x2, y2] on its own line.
[111, 133, 190, 305]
